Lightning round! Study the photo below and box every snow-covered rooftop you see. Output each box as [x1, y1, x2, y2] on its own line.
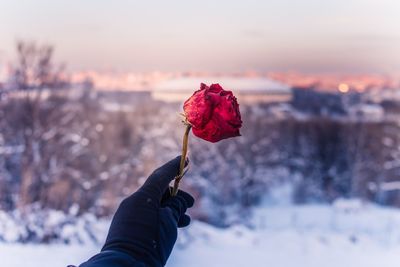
[152, 76, 291, 94]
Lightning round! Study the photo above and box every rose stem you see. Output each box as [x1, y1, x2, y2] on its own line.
[172, 124, 192, 196]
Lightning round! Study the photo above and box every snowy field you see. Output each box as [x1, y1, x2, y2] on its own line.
[3, 200, 400, 267]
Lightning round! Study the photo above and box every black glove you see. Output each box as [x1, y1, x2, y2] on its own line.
[80, 156, 194, 267]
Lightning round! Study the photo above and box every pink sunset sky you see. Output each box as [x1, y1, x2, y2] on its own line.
[0, 0, 400, 75]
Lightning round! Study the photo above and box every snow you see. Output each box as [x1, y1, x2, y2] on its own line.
[0, 145, 25, 155]
[378, 181, 400, 191]
[2, 201, 400, 267]
[348, 104, 384, 121]
[0, 209, 109, 244]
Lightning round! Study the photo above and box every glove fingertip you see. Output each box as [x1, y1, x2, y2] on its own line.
[143, 156, 182, 197]
[176, 190, 195, 208]
[178, 214, 191, 228]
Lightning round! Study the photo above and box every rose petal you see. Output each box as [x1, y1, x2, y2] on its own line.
[192, 112, 241, 143]
[183, 83, 242, 143]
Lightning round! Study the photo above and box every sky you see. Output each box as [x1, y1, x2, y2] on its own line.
[1, 0, 400, 74]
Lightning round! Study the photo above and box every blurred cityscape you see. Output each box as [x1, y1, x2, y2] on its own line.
[0, 42, 400, 247]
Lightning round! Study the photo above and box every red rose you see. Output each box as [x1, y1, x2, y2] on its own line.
[183, 83, 242, 143]
[172, 83, 243, 195]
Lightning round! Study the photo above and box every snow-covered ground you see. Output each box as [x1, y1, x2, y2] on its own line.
[3, 200, 400, 267]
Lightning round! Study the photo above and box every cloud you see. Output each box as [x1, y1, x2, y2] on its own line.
[343, 34, 400, 43]
[242, 29, 266, 38]
[0, 49, 5, 60]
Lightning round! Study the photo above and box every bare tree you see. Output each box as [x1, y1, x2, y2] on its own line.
[7, 41, 69, 209]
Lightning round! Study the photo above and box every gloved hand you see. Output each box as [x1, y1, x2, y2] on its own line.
[100, 156, 194, 267]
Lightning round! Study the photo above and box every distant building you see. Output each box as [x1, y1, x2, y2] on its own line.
[97, 90, 152, 112]
[151, 76, 292, 104]
[292, 87, 346, 115]
[0, 82, 4, 100]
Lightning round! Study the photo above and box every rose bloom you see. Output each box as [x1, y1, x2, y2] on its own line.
[183, 83, 242, 143]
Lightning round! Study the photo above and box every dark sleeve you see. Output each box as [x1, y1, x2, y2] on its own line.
[79, 250, 147, 267]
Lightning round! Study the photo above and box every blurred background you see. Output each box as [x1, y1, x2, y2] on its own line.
[1, 0, 400, 266]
